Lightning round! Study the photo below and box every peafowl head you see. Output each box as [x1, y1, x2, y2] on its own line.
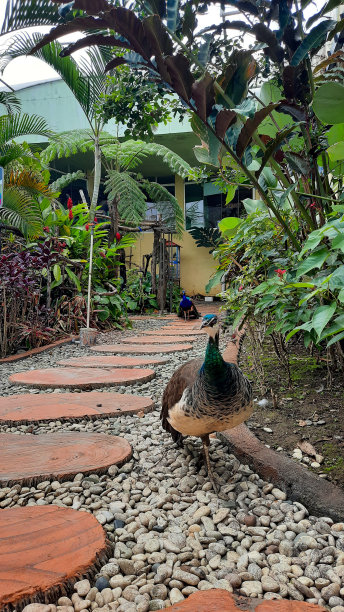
[200, 314, 219, 339]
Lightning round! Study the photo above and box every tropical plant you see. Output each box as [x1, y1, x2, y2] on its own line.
[0, 111, 54, 237]
[41, 133, 189, 234]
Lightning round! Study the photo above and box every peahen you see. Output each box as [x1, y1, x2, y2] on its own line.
[178, 291, 200, 320]
[160, 314, 253, 491]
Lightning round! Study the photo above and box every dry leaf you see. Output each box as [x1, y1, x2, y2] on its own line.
[137, 411, 145, 418]
[297, 440, 317, 458]
[298, 420, 307, 427]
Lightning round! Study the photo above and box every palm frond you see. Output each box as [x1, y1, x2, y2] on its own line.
[1, 0, 61, 35]
[0, 142, 38, 167]
[1, 186, 43, 238]
[0, 112, 53, 147]
[41, 129, 94, 163]
[50, 170, 86, 193]
[0, 32, 95, 122]
[105, 169, 147, 224]
[143, 180, 184, 235]
[0, 91, 21, 115]
[7, 169, 54, 198]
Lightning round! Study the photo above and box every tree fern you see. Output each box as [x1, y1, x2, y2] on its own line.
[105, 170, 147, 224]
[50, 170, 86, 193]
[41, 130, 94, 164]
[123, 141, 191, 177]
[142, 180, 184, 234]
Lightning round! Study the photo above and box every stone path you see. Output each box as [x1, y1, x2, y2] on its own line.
[0, 310, 343, 612]
[57, 356, 169, 368]
[0, 392, 155, 424]
[122, 336, 196, 344]
[91, 343, 193, 354]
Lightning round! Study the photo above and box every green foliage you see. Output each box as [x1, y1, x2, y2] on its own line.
[121, 270, 158, 313]
[101, 67, 186, 140]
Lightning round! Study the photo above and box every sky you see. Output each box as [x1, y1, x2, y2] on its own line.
[0, 1, 323, 90]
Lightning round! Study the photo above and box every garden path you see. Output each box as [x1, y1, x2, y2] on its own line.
[0, 304, 342, 612]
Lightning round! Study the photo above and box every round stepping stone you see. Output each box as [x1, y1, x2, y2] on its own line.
[0, 506, 109, 610]
[57, 355, 169, 368]
[9, 367, 155, 389]
[123, 335, 196, 344]
[0, 432, 132, 486]
[0, 392, 155, 425]
[144, 329, 205, 336]
[91, 343, 192, 354]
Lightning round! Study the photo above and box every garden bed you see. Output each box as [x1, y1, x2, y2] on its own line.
[242, 338, 344, 490]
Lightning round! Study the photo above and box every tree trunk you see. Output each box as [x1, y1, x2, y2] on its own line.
[151, 229, 160, 297]
[108, 197, 121, 278]
[157, 237, 168, 312]
[89, 135, 101, 223]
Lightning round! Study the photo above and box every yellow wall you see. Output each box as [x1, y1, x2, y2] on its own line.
[128, 175, 221, 296]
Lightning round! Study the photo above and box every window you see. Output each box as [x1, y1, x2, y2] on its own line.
[185, 183, 204, 230]
[186, 181, 252, 230]
[145, 176, 175, 222]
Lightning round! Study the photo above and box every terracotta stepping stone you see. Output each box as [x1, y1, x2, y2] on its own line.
[0, 432, 131, 486]
[168, 590, 326, 611]
[91, 343, 192, 354]
[57, 355, 169, 368]
[9, 367, 155, 389]
[0, 506, 110, 610]
[123, 335, 196, 344]
[144, 329, 205, 336]
[0, 392, 155, 425]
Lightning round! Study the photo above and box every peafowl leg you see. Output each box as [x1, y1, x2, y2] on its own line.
[200, 434, 219, 494]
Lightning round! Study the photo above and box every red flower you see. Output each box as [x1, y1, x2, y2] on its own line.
[275, 268, 286, 278]
[115, 232, 121, 242]
[94, 217, 98, 223]
[310, 201, 316, 208]
[43, 226, 50, 232]
[68, 210, 74, 220]
[85, 223, 90, 231]
[99, 251, 106, 258]
[67, 197, 73, 210]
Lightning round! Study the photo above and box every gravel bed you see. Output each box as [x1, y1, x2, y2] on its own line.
[0, 319, 343, 612]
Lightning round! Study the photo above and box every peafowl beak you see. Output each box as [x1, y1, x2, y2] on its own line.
[200, 315, 218, 329]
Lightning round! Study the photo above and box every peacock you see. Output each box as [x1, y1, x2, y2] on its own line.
[160, 314, 253, 491]
[178, 291, 200, 320]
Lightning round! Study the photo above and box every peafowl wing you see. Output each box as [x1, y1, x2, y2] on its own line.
[160, 357, 203, 445]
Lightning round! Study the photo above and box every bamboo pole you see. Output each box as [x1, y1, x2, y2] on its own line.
[86, 225, 94, 329]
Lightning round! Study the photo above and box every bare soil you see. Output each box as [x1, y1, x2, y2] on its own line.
[241, 337, 344, 490]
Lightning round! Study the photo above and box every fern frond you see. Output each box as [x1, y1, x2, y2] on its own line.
[142, 180, 184, 235]
[50, 171, 86, 193]
[41, 130, 94, 164]
[105, 170, 147, 224]
[121, 141, 192, 177]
